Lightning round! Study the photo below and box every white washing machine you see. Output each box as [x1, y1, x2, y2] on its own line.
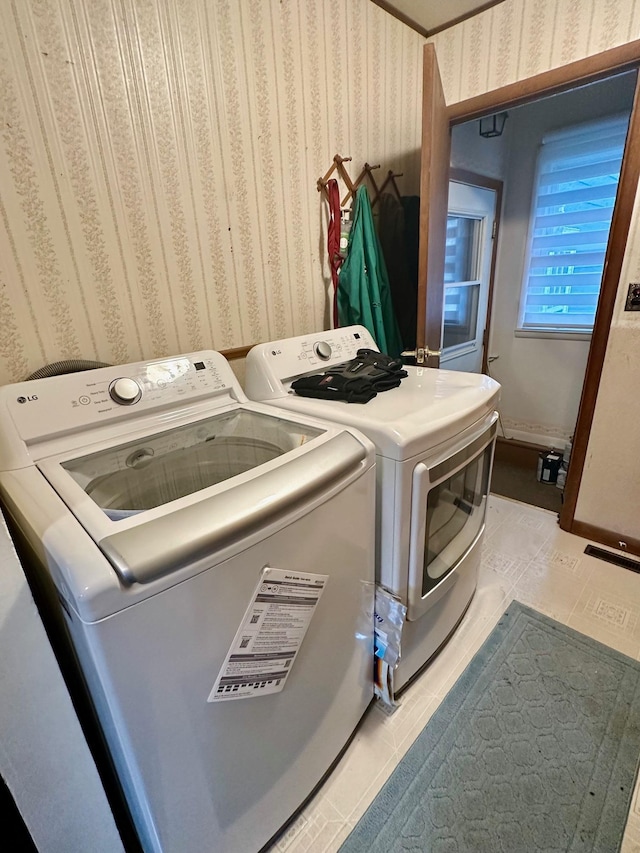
[245, 326, 501, 695]
[0, 351, 376, 853]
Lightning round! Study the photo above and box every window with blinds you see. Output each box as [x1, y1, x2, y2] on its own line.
[518, 115, 629, 333]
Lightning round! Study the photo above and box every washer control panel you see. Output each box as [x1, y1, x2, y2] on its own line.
[2, 351, 237, 447]
[109, 377, 142, 405]
[244, 325, 379, 400]
[313, 341, 333, 361]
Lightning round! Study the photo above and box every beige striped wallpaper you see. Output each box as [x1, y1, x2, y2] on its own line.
[429, 0, 640, 102]
[0, 0, 424, 385]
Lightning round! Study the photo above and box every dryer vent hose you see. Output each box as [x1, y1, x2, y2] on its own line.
[26, 359, 112, 381]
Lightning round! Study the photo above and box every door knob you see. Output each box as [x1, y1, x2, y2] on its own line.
[401, 347, 442, 365]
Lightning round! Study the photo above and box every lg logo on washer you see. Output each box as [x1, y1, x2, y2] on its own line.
[16, 395, 38, 404]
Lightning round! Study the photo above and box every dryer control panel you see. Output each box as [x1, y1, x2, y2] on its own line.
[245, 325, 378, 400]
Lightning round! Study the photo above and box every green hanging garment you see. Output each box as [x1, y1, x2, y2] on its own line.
[337, 185, 404, 359]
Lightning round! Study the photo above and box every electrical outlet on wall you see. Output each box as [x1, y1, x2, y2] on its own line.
[624, 283, 640, 311]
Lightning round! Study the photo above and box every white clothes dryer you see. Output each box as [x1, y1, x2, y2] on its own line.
[0, 351, 376, 853]
[245, 326, 501, 695]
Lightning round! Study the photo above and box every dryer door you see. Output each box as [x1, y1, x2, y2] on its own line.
[406, 414, 497, 620]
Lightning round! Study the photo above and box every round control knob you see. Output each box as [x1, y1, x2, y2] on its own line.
[314, 341, 332, 360]
[109, 377, 142, 405]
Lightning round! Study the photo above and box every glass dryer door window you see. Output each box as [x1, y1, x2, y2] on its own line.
[407, 420, 497, 618]
[422, 440, 493, 595]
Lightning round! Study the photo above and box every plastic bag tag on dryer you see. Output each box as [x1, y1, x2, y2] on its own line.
[207, 567, 328, 702]
[373, 585, 407, 710]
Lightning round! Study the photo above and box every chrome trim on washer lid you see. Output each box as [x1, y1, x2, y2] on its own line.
[99, 431, 367, 585]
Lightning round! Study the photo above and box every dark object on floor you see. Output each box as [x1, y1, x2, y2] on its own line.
[537, 448, 563, 484]
[491, 437, 562, 513]
[340, 601, 640, 853]
[585, 544, 640, 573]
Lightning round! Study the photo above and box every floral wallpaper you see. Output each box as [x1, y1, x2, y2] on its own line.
[0, 0, 424, 383]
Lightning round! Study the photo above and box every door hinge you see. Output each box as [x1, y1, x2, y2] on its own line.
[491, 219, 497, 240]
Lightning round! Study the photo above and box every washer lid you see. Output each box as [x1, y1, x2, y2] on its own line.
[60, 408, 322, 520]
[37, 405, 371, 586]
[251, 367, 501, 460]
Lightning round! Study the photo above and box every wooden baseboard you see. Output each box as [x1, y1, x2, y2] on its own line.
[567, 520, 640, 560]
[494, 436, 548, 470]
[495, 442, 634, 557]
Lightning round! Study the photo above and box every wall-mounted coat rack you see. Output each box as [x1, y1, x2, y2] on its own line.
[318, 154, 418, 353]
[317, 154, 403, 209]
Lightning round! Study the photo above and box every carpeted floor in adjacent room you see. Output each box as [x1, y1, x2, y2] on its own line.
[490, 438, 563, 514]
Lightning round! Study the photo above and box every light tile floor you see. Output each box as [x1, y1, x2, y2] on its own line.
[268, 494, 640, 853]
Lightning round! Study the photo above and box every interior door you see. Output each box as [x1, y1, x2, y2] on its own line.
[440, 181, 496, 373]
[415, 43, 451, 368]
[440, 48, 640, 541]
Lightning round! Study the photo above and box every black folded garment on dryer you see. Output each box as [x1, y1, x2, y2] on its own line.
[355, 348, 407, 374]
[330, 348, 408, 391]
[290, 372, 377, 403]
[291, 349, 408, 403]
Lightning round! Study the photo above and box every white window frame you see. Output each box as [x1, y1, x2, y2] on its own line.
[516, 113, 629, 338]
[442, 210, 484, 356]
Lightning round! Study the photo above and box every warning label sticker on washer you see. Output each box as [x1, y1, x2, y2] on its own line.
[207, 567, 328, 702]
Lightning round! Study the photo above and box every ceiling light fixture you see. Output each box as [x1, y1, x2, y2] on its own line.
[479, 112, 509, 138]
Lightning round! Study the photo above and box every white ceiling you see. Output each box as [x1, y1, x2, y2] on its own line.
[378, 0, 502, 35]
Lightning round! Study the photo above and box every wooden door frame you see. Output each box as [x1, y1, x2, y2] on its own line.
[418, 44, 451, 367]
[448, 168, 503, 374]
[443, 40, 640, 544]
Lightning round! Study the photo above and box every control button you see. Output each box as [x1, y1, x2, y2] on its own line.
[78, 395, 91, 406]
[314, 341, 332, 360]
[109, 377, 142, 406]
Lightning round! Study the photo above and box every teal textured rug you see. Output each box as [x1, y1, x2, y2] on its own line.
[340, 601, 640, 853]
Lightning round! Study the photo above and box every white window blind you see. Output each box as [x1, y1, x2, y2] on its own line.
[518, 115, 628, 332]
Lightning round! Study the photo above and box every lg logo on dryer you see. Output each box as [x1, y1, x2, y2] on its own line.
[16, 395, 38, 404]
